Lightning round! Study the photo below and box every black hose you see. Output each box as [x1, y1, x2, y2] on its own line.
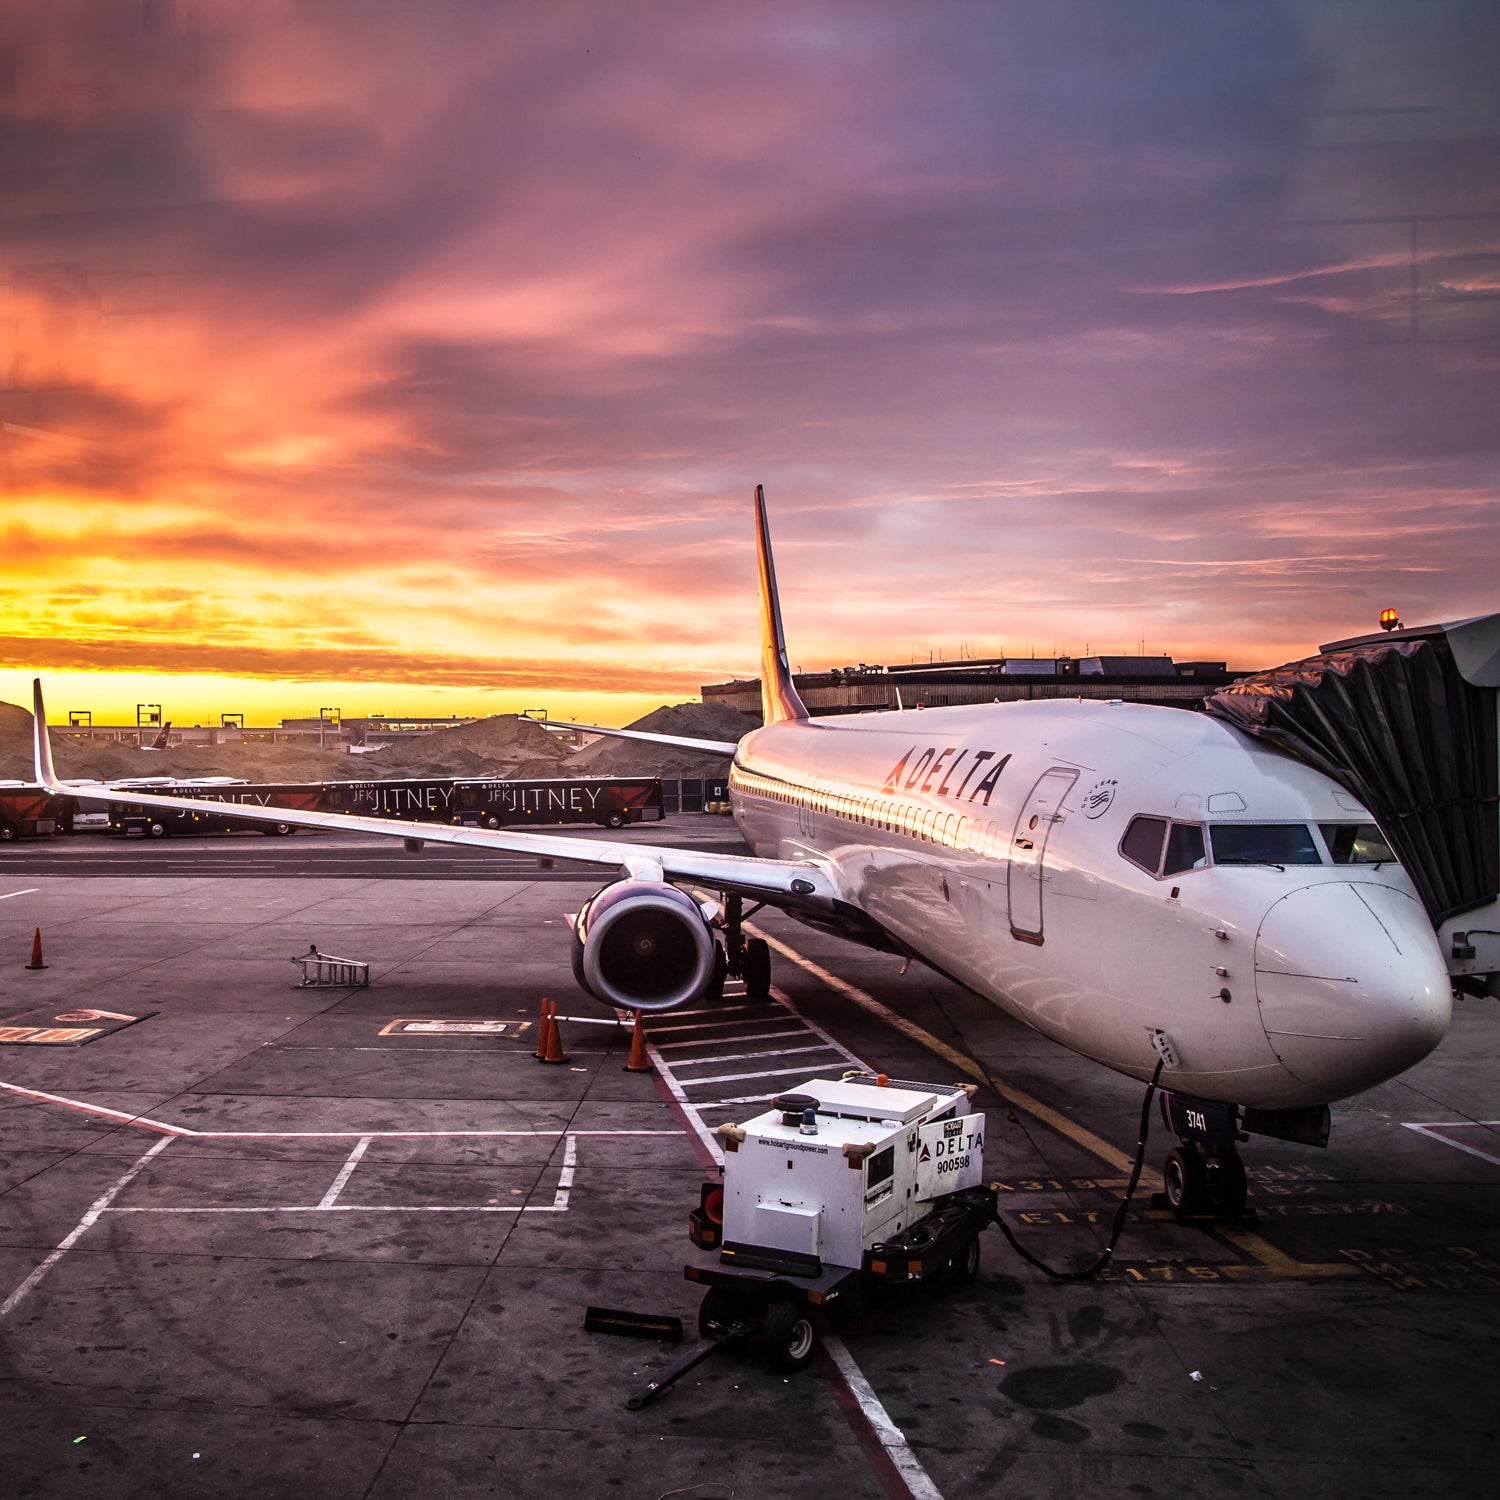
[987, 1059, 1164, 1281]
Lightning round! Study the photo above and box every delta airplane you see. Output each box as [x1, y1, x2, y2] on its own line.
[30, 488, 1452, 1215]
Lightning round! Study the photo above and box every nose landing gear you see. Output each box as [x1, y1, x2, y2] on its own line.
[1157, 1093, 1253, 1223]
[1163, 1142, 1249, 1219]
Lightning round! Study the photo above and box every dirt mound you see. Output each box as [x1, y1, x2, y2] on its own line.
[0, 699, 748, 786]
[561, 701, 753, 778]
[355, 714, 567, 779]
[0, 703, 354, 784]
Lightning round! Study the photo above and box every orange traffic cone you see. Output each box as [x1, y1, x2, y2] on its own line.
[541, 1002, 570, 1065]
[26, 927, 46, 971]
[623, 1010, 651, 1073]
[534, 999, 553, 1061]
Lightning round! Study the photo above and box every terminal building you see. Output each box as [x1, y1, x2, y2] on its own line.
[700, 655, 1245, 719]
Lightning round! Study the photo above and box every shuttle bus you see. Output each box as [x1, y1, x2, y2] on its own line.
[0, 784, 68, 841]
[107, 776, 664, 836]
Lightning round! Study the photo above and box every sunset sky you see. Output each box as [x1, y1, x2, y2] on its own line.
[3, 1, 1498, 727]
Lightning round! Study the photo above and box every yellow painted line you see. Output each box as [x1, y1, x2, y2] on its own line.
[750, 926, 1147, 1179]
[1218, 1230, 1357, 1277]
[753, 925, 1359, 1280]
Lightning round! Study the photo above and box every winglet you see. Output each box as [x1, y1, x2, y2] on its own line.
[32, 679, 62, 790]
[754, 486, 809, 725]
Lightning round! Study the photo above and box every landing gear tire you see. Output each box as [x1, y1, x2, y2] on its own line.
[698, 1286, 743, 1339]
[1164, 1146, 1209, 1214]
[707, 942, 728, 1003]
[1204, 1147, 1248, 1218]
[743, 937, 771, 998]
[762, 1299, 817, 1372]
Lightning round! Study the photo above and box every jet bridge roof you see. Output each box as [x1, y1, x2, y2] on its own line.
[1205, 615, 1499, 926]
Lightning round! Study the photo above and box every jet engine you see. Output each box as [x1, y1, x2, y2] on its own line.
[570, 879, 719, 1012]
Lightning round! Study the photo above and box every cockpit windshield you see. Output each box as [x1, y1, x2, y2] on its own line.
[1319, 823, 1395, 864]
[1209, 823, 1322, 866]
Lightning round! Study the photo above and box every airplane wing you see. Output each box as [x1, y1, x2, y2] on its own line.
[543, 720, 742, 756]
[31, 680, 833, 912]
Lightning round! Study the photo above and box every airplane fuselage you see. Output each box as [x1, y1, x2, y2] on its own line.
[730, 698, 1452, 1111]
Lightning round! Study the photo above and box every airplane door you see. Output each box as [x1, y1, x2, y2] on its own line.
[1007, 768, 1079, 944]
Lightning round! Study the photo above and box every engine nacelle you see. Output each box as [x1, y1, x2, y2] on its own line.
[570, 879, 718, 1012]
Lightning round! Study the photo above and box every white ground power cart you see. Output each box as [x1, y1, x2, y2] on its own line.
[627, 1071, 995, 1407]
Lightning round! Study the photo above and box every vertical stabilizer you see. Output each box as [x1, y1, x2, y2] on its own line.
[32, 680, 61, 789]
[754, 486, 810, 725]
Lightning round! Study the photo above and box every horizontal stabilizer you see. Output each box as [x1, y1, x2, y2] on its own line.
[544, 720, 740, 757]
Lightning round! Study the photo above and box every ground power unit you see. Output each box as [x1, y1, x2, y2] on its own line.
[649, 1071, 997, 1395]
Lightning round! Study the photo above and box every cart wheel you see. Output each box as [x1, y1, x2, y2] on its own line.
[762, 1299, 817, 1373]
[949, 1235, 981, 1285]
[698, 1286, 744, 1338]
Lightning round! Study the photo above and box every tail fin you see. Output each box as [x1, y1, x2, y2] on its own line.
[32, 679, 62, 790]
[148, 721, 171, 750]
[754, 485, 809, 726]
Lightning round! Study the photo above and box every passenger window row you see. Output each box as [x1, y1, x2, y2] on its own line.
[731, 768, 1007, 855]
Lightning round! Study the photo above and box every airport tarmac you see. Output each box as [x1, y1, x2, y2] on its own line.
[0, 820, 1497, 1499]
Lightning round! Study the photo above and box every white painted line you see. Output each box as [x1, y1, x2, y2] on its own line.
[553, 1133, 578, 1210]
[688, 1092, 776, 1109]
[106, 1204, 567, 1215]
[0, 1135, 174, 1322]
[643, 1035, 723, 1167]
[0, 1081, 190, 1136]
[824, 1333, 945, 1500]
[644, 1009, 778, 1034]
[652, 1002, 770, 1020]
[0, 888, 40, 902]
[319, 1136, 372, 1208]
[0, 1082, 678, 1139]
[679, 1062, 836, 1088]
[668, 1043, 836, 1069]
[1403, 1121, 1500, 1167]
[654, 1028, 806, 1051]
[769, 986, 873, 1071]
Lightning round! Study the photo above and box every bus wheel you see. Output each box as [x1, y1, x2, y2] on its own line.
[0, 824, 15, 841]
[262, 823, 293, 836]
[147, 822, 167, 839]
[486, 816, 500, 829]
[604, 810, 626, 829]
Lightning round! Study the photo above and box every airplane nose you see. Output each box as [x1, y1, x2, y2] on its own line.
[1254, 882, 1451, 1098]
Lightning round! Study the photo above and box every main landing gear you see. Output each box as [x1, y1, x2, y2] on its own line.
[717, 894, 772, 1000]
[1157, 1093, 1252, 1222]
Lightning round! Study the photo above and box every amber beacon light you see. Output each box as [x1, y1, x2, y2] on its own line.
[1379, 607, 1402, 632]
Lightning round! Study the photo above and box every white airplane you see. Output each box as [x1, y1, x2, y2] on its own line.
[30, 488, 1452, 1215]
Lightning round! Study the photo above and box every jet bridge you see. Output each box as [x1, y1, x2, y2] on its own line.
[1206, 612, 1500, 998]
